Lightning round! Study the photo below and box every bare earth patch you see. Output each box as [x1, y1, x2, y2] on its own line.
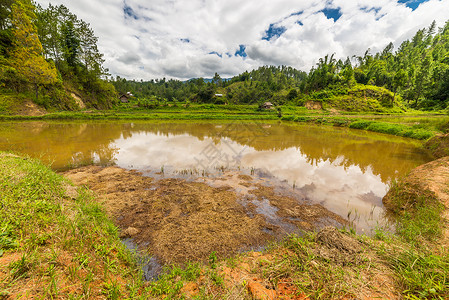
[64, 166, 347, 265]
[16, 100, 46, 116]
[70, 93, 86, 109]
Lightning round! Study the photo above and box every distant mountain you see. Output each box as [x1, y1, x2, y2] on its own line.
[185, 77, 232, 83]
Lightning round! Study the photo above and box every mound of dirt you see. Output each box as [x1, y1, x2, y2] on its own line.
[425, 133, 449, 159]
[383, 156, 449, 243]
[64, 166, 348, 265]
[70, 93, 86, 109]
[315, 226, 362, 265]
[305, 101, 323, 110]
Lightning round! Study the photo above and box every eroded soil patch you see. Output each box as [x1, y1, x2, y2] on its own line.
[64, 166, 348, 266]
[383, 156, 449, 245]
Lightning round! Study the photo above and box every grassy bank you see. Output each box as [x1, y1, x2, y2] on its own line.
[281, 115, 438, 140]
[0, 153, 142, 298]
[1, 153, 448, 299]
[1, 104, 447, 140]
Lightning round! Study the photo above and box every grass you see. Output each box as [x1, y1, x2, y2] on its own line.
[0, 152, 142, 298]
[349, 120, 435, 140]
[1, 152, 449, 299]
[384, 180, 444, 245]
[0, 91, 30, 115]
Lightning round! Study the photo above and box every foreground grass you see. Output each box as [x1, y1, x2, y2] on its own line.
[0, 153, 143, 298]
[1, 153, 448, 299]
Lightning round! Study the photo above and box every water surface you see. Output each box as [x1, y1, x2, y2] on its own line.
[0, 120, 431, 233]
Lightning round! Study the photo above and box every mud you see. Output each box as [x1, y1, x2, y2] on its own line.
[64, 166, 348, 266]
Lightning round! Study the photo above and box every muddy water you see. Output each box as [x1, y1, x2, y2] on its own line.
[0, 121, 431, 233]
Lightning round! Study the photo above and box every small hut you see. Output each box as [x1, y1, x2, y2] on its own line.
[261, 102, 273, 109]
[119, 92, 134, 103]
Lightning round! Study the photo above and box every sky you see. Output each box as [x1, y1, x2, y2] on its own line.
[35, 0, 449, 81]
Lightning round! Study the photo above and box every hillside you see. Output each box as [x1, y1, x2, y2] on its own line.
[0, 0, 117, 113]
[0, 1, 447, 115]
[112, 21, 449, 113]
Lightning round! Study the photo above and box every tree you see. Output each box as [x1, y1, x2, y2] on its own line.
[0, 0, 13, 30]
[392, 69, 407, 104]
[212, 72, 222, 87]
[9, 0, 58, 99]
[78, 20, 105, 76]
[61, 20, 79, 68]
[35, 3, 62, 64]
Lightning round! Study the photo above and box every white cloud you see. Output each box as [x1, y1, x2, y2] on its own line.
[36, 0, 449, 80]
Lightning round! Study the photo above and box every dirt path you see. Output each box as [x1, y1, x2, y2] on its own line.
[64, 166, 347, 265]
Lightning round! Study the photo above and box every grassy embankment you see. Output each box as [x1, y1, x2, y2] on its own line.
[1, 153, 448, 299]
[0, 102, 447, 140]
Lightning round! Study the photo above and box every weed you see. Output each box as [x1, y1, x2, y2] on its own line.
[209, 251, 218, 269]
[383, 248, 449, 299]
[103, 281, 121, 300]
[9, 253, 34, 279]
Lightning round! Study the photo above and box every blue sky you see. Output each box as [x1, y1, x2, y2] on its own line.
[37, 0, 449, 80]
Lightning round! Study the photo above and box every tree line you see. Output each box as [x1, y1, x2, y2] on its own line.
[0, 1, 447, 111]
[303, 20, 449, 109]
[0, 0, 115, 109]
[113, 21, 449, 110]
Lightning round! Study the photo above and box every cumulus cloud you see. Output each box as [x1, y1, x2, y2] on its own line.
[36, 0, 449, 80]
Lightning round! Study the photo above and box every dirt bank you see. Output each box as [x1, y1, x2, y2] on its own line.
[383, 156, 449, 244]
[64, 166, 347, 265]
[425, 133, 449, 159]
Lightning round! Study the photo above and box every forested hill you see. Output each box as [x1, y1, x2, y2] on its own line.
[0, 0, 448, 113]
[113, 21, 449, 112]
[0, 0, 116, 111]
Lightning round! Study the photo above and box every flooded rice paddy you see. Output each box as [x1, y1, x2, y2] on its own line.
[0, 120, 433, 276]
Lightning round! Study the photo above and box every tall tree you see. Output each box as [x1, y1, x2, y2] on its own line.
[9, 0, 58, 99]
[61, 20, 79, 68]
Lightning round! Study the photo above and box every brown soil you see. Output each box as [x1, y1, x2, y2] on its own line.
[71, 93, 86, 109]
[16, 100, 47, 116]
[249, 185, 348, 231]
[305, 101, 323, 110]
[383, 156, 449, 244]
[425, 133, 449, 159]
[64, 166, 347, 265]
[216, 228, 399, 300]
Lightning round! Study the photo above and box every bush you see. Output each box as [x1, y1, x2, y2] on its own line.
[349, 120, 434, 140]
[348, 120, 373, 129]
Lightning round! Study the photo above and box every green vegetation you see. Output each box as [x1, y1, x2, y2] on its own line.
[348, 120, 434, 140]
[0, 0, 448, 122]
[383, 179, 445, 245]
[376, 186, 449, 299]
[0, 0, 116, 110]
[110, 20, 449, 112]
[0, 153, 138, 298]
